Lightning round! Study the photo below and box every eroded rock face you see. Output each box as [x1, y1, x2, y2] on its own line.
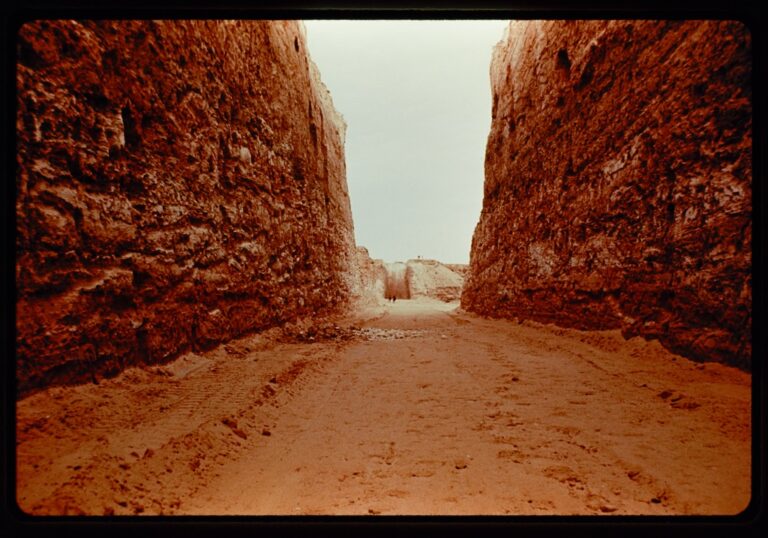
[16, 20, 355, 394]
[463, 21, 751, 368]
[352, 254, 466, 303]
[350, 250, 467, 304]
[384, 262, 410, 299]
[445, 264, 469, 279]
[350, 246, 387, 305]
[406, 260, 465, 302]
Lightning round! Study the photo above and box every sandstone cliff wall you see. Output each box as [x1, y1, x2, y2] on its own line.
[406, 260, 464, 302]
[350, 246, 387, 305]
[463, 21, 751, 368]
[16, 20, 355, 394]
[350, 252, 466, 304]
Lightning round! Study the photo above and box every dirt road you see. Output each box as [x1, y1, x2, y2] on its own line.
[16, 299, 751, 515]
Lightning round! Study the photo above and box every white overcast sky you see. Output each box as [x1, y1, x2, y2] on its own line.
[304, 20, 509, 265]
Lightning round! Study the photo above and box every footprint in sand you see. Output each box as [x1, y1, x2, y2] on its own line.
[371, 442, 397, 465]
[409, 469, 435, 478]
[405, 460, 441, 478]
[492, 435, 519, 445]
[384, 442, 396, 465]
[625, 467, 656, 487]
[658, 390, 701, 410]
[497, 449, 526, 463]
[550, 425, 581, 437]
[526, 498, 556, 511]
[671, 399, 701, 410]
[543, 465, 584, 487]
[585, 493, 619, 513]
[454, 458, 469, 470]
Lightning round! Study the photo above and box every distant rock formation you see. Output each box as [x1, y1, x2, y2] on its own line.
[463, 21, 751, 368]
[351, 251, 466, 303]
[16, 21, 355, 394]
[350, 246, 387, 304]
[406, 259, 465, 302]
[384, 262, 410, 299]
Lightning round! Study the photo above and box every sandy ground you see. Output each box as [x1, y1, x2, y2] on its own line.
[16, 298, 751, 515]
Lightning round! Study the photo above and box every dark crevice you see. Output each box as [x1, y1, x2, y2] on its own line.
[121, 106, 141, 149]
[556, 48, 571, 73]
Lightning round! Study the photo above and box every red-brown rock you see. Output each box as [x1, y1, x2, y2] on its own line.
[462, 21, 751, 368]
[16, 21, 355, 395]
[350, 246, 388, 304]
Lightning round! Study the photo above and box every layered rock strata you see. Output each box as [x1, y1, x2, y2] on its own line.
[445, 264, 469, 278]
[350, 246, 387, 305]
[463, 21, 751, 368]
[16, 20, 355, 394]
[350, 251, 466, 304]
[406, 259, 465, 302]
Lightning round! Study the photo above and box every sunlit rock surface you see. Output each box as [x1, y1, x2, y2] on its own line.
[406, 259, 465, 302]
[350, 246, 387, 304]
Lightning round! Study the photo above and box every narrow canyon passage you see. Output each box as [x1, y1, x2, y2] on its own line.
[16, 300, 750, 516]
[14, 19, 752, 523]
